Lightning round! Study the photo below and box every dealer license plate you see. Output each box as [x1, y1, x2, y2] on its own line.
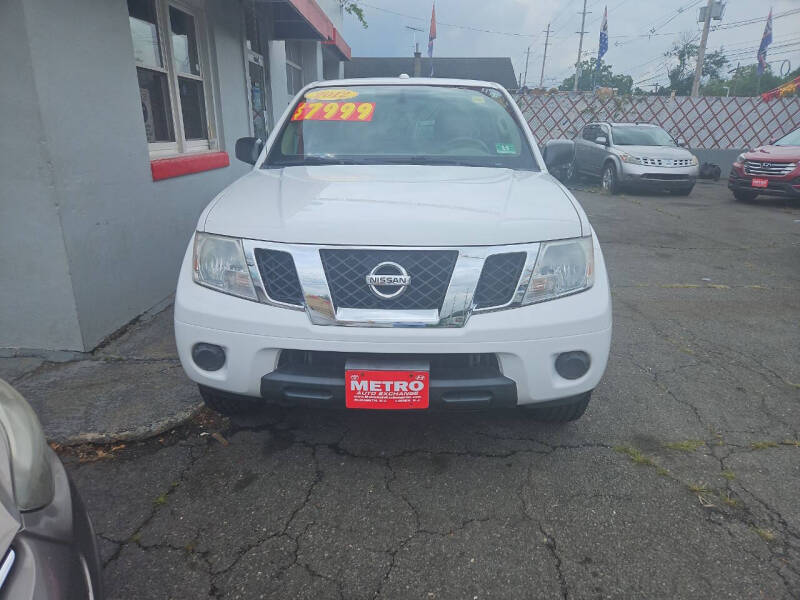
[345, 368, 429, 410]
[751, 178, 769, 188]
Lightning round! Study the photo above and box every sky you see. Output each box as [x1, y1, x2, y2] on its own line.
[340, 0, 800, 89]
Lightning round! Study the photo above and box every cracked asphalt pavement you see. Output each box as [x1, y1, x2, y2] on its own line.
[66, 181, 800, 599]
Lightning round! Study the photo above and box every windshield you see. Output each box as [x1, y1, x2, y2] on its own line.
[775, 127, 800, 146]
[611, 126, 676, 146]
[265, 85, 538, 170]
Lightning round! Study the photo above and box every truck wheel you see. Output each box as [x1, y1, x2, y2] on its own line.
[733, 190, 758, 202]
[199, 385, 261, 415]
[601, 164, 619, 195]
[521, 392, 591, 423]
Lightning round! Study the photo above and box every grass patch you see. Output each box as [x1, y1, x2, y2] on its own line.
[656, 467, 670, 477]
[130, 533, 141, 543]
[154, 493, 168, 506]
[753, 527, 776, 542]
[661, 283, 700, 289]
[614, 445, 655, 466]
[781, 439, 800, 447]
[664, 439, 705, 452]
[721, 469, 736, 481]
[688, 483, 710, 494]
[721, 494, 740, 508]
[751, 441, 779, 450]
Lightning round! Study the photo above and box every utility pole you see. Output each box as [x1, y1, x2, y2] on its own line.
[573, 0, 590, 92]
[539, 23, 551, 88]
[523, 46, 531, 86]
[691, 0, 713, 97]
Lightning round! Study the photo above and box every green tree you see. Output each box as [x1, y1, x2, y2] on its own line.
[558, 58, 634, 94]
[341, 1, 367, 28]
[702, 64, 800, 97]
[664, 39, 728, 96]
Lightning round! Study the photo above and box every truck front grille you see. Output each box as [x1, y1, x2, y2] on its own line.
[744, 160, 796, 176]
[640, 157, 693, 167]
[319, 249, 458, 310]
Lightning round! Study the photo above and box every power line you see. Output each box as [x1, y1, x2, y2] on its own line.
[357, 1, 540, 38]
[711, 7, 800, 31]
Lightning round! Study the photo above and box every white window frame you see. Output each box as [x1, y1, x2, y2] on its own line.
[131, 0, 218, 158]
[285, 41, 304, 96]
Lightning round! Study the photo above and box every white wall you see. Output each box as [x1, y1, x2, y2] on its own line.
[0, 0, 85, 351]
[2, 0, 251, 351]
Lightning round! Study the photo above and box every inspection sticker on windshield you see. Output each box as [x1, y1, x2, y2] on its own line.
[291, 101, 375, 122]
[496, 143, 516, 154]
[305, 88, 358, 101]
[346, 369, 429, 410]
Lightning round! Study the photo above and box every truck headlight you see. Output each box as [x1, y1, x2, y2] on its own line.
[735, 153, 745, 164]
[192, 232, 257, 301]
[0, 379, 54, 511]
[690, 155, 699, 166]
[523, 236, 594, 304]
[619, 153, 642, 165]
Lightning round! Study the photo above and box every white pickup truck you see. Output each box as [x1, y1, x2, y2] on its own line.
[174, 78, 612, 422]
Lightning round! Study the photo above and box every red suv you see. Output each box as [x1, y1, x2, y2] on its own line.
[729, 126, 800, 201]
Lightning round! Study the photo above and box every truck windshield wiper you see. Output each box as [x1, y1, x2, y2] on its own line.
[266, 156, 365, 168]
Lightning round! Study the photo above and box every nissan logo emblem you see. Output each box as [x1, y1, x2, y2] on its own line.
[365, 262, 411, 299]
[762, 162, 772, 168]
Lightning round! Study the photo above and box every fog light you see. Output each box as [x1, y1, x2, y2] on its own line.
[192, 343, 226, 371]
[555, 351, 590, 380]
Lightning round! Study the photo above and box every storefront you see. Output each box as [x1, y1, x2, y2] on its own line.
[0, 0, 351, 353]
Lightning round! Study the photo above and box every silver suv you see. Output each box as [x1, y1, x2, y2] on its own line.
[570, 122, 699, 195]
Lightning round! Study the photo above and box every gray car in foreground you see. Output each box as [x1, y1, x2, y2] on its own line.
[0, 379, 103, 599]
[570, 122, 699, 195]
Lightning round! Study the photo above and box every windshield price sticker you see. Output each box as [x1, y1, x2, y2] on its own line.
[305, 88, 358, 101]
[291, 101, 375, 122]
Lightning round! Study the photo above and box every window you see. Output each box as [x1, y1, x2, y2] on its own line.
[128, 0, 215, 156]
[285, 41, 304, 96]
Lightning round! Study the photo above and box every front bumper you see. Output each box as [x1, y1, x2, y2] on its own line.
[175, 239, 612, 407]
[619, 163, 698, 190]
[2, 451, 102, 600]
[728, 168, 800, 198]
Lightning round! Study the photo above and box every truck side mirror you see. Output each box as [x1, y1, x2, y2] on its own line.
[595, 135, 608, 146]
[676, 138, 687, 147]
[235, 137, 264, 165]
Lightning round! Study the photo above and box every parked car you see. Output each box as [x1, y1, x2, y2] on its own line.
[0, 379, 103, 599]
[728, 126, 800, 201]
[175, 78, 611, 422]
[569, 122, 699, 195]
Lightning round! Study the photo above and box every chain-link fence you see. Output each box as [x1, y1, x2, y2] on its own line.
[513, 92, 800, 149]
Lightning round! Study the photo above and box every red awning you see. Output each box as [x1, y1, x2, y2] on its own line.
[267, 0, 351, 60]
[322, 27, 351, 61]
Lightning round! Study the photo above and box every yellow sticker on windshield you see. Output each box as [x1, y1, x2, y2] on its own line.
[471, 95, 486, 104]
[305, 88, 359, 101]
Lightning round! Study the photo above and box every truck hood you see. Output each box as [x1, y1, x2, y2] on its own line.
[202, 165, 582, 246]
[614, 145, 694, 159]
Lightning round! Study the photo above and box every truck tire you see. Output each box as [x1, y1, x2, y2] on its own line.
[602, 163, 619, 195]
[521, 392, 591, 422]
[199, 385, 261, 415]
[733, 190, 758, 202]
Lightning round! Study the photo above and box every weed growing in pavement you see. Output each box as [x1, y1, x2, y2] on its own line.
[687, 483, 710, 494]
[721, 469, 736, 480]
[750, 441, 779, 450]
[752, 527, 776, 542]
[154, 493, 168, 506]
[664, 440, 705, 452]
[613, 445, 655, 466]
[781, 439, 800, 447]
